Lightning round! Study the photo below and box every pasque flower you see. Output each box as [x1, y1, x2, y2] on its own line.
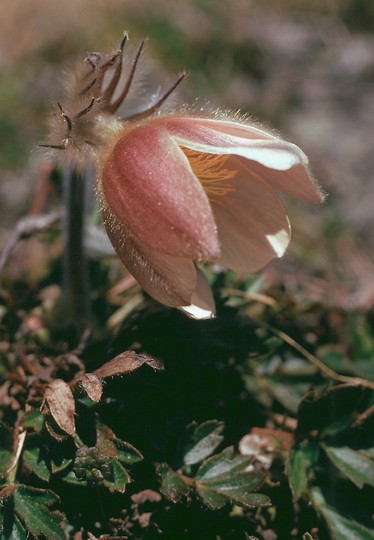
[42, 34, 323, 319]
[98, 115, 324, 319]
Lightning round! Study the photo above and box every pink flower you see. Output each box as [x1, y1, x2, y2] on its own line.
[98, 115, 323, 319]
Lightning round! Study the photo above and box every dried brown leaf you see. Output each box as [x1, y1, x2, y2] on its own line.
[44, 419, 67, 442]
[0, 484, 16, 499]
[44, 379, 76, 436]
[80, 373, 103, 403]
[94, 350, 163, 380]
[131, 489, 162, 505]
[96, 421, 118, 457]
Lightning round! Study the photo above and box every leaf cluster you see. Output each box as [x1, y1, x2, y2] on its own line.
[0, 245, 373, 539]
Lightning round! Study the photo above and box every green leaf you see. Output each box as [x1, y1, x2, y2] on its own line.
[0, 450, 11, 477]
[197, 484, 270, 510]
[348, 314, 374, 365]
[361, 447, 374, 459]
[287, 440, 317, 500]
[321, 415, 356, 437]
[183, 420, 224, 466]
[323, 445, 374, 488]
[311, 487, 374, 540]
[0, 513, 28, 540]
[20, 410, 45, 433]
[102, 459, 130, 493]
[317, 346, 374, 380]
[266, 380, 312, 414]
[156, 463, 189, 503]
[195, 487, 227, 509]
[115, 438, 143, 465]
[195, 446, 251, 480]
[297, 385, 371, 436]
[60, 469, 86, 486]
[50, 456, 73, 475]
[195, 447, 270, 510]
[95, 419, 143, 465]
[23, 447, 50, 482]
[13, 484, 66, 540]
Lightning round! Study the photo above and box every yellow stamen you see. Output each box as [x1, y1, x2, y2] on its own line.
[181, 147, 237, 204]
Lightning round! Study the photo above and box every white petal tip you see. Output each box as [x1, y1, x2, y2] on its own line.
[275, 148, 305, 170]
[243, 145, 305, 170]
[266, 228, 290, 257]
[180, 304, 216, 320]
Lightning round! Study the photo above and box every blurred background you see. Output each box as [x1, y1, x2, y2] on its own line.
[0, 0, 373, 309]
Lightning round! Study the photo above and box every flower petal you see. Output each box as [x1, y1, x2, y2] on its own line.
[212, 161, 291, 272]
[100, 123, 219, 260]
[159, 116, 323, 202]
[161, 116, 275, 141]
[180, 267, 216, 319]
[100, 202, 197, 307]
[239, 157, 324, 203]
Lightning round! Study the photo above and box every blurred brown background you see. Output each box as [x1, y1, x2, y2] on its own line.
[1, 0, 373, 307]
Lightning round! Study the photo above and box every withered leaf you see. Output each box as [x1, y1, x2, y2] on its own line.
[94, 350, 163, 380]
[44, 379, 76, 437]
[131, 489, 162, 505]
[80, 373, 103, 403]
[44, 419, 68, 442]
[0, 484, 16, 500]
[96, 421, 118, 457]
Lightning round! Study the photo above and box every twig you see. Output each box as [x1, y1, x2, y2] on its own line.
[6, 411, 27, 483]
[232, 288, 374, 389]
[266, 323, 374, 390]
[222, 288, 277, 307]
[0, 212, 61, 276]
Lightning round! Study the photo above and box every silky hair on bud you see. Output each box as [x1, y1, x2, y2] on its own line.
[40, 33, 186, 171]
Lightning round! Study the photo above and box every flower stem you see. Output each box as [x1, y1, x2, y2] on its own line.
[62, 166, 90, 335]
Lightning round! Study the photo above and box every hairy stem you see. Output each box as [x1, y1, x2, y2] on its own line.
[63, 166, 89, 334]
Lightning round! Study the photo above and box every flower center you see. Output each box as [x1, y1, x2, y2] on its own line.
[181, 147, 237, 204]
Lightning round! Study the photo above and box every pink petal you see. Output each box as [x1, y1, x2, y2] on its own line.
[160, 116, 274, 141]
[100, 123, 219, 260]
[180, 267, 216, 319]
[100, 203, 197, 307]
[158, 117, 323, 203]
[238, 158, 324, 203]
[212, 160, 291, 272]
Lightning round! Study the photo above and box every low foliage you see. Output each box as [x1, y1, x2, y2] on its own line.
[0, 242, 373, 539]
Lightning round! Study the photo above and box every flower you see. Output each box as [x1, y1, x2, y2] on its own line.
[97, 114, 324, 319]
[40, 33, 323, 320]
